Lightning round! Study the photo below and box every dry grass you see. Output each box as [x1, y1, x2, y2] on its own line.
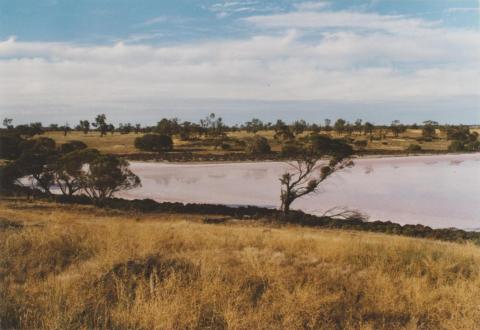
[41, 131, 145, 154]
[41, 129, 456, 155]
[1, 199, 479, 329]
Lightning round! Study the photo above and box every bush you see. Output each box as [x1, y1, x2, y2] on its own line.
[310, 134, 353, 158]
[245, 136, 271, 155]
[448, 140, 480, 152]
[448, 140, 464, 152]
[354, 140, 368, 148]
[0, 163, 23, 189]
[416, 137, 432, 142]
[422, 125, 436, 139]
[59, 140, 87, 154]
[281, 142, 304, 156]
[134, 134, 173, 152]
[220, 143, 231, 150]
[0, 134, 24, 159]
[466, 140, 480, 151]
[407, 144, 422, 152]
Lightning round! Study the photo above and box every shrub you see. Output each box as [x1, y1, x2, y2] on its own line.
[407, 144, 422, 152]
[134, 134, 173, 152]
[354, 140, 368, 148]
[448, 140, 464, 152]
[0, 163, 23, 189]
[59, 140, 87, 154]
[310, 134, 353, 158]
[422, 124, 436, 139]
[466, 140, 480, 151]
[416, 137, 432, 142]
[0, 134, 25, 160]
[281, 142, 304, 156]
[449, 140, 480, 152]
[220, 143, 231, 150]
[245, 136, 271, 155]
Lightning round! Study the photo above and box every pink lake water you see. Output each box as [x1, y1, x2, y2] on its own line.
[118, 153, 480, 230]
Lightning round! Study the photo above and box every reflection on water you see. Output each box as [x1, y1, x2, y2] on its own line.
[118, 154, 480, 230]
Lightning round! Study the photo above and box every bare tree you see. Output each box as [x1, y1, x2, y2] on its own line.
[321, 206, 367, 221]
[279, 154, 353, 215]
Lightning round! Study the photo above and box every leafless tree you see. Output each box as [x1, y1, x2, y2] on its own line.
[279, 154, 353, 215]
[321, 206, 367, 221]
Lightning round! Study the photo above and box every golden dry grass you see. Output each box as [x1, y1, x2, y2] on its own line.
[41, 131, 145, 154]
[41, 128, 455, 156]
[1, 199, 479, 329]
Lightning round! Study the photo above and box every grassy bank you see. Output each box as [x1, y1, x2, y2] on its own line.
[1, 200, 479, 329]
[39, 128, 477, 160]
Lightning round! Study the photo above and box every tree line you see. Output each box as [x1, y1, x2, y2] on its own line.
[2, 115, 479, 157]
[0, 135, 140, 205]
[4, 114, 478, 138]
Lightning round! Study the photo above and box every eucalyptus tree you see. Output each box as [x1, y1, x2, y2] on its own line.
[279, 136, 354, 215]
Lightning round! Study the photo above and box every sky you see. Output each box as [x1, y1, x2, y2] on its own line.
[0, 0, 479, 125]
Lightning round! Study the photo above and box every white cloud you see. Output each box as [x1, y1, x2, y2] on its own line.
[139, 16, 168, 26]
[1, 5, 479, 122]
[208, 1, 276, 18]
[294, 2, 331, 11]
[445, 7, 478, 13]
[244, 10, 440, 35]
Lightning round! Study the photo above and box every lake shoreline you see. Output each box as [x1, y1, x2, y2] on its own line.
[5, 191, 480, 242]
[124, 152, 480, 168]
[120, 150, 480, 165]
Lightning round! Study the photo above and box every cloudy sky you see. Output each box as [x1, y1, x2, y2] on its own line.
[0, 0, 479, 125]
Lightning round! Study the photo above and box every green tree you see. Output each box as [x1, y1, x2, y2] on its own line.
[310, 134, 353, 158]
[80, 155, 141, 204]
[78, 120, 90, 134]
[334, 119, 346, 134]
[364, 122, 374, 136]
[15, 137, 58, 194]
[279, 135, 354, 214]
[390, 120, 406, 138]
[291, 120, 307, 136]
[324, 119, 331, 131]
[273, 120, 294, 141]
[422, 124, 436, 139]
[119, 123, 133, 135]
[61, 123, 71, 136]
[279, 151, 354, 215]
[0, 134, 25, 160]
[92, 114, 108, 137]
[245, 118, 264, 133]
[245, 135, 271, 155]
[156, 118, 180, 136]
[354, 119, 363, 134]
[54, 148, 100, 196]
[134, 124, 141, 134]
[134, 134, 173, 152]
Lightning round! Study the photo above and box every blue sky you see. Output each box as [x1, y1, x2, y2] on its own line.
[0, 0, 479, 124]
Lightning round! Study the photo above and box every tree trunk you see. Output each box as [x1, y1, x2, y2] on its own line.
[281, 199, 291, 215]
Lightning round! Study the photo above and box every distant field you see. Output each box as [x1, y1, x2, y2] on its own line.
[0, 199, 479, 329]
[41, 128, 461, 156]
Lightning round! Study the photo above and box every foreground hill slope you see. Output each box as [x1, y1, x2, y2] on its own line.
[1, 200, 479, 329]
